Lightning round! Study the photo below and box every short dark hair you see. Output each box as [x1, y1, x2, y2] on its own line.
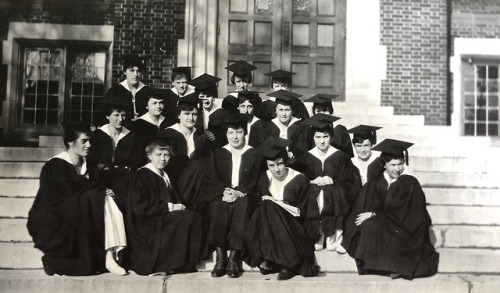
[171, 72, 189, 82]
[271, 77, 292, 88]
[103, 103, 128, 117]
[176, 104, 199, 116]
[312, 103, 333, 114]
[379, 152, 405, 166]
[63, 124, 91, 148]
[311, 126, 334, 140]
[225, 123, 248, 136]
[265, 149, 289, 165]
[230, 73, 253, 85]
[352, 136, 376, 146]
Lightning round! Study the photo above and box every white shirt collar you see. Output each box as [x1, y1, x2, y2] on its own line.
[52, 151, 88, 177]
[138, 113, 165, 127]
[140, 163, 171, 187]
[266, 168, 301, 200]
[98, 124, 130, 143]
[308, 145, 338, 161]
[170, 85, 195, 97]
[222, 144, 252, 154]
[271, 116, 300, 128]
[120, 80, 146, 94]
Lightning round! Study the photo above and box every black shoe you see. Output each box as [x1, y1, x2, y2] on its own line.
[277, 268, 295, 281]
[211, 260, 227, 277]
[259, 263, 278, 275]
[226, 261, 242, 278]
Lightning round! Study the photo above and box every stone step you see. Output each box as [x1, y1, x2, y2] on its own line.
[0, 219, 30, 242]
[415, 171, 499, 188]
[0, 197, 34, 218]
[428, 206, 500, 225]
[338, 114, 425, 126]
[0, 179, 39, 197]
[409, 156, 495, 173]
[3, 241, 500, 275]
[303, 102, 395, 116]
[39, 136, 63, 148]
[0, 162, 43, 178]
[0, 147, 63, 162]
[433, 225, 500, 249]
[424, 187, 500, 206]
[1, 270, 484, 293]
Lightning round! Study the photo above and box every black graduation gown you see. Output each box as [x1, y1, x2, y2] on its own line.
[248, 119, 266, 148]
[129, 117, 169, 147]
[160, 127, 210, 210]
[27, 157, 107, 276]
[259, 119, 309, 158]
[105, 83, 151, 119]
[342, 174, 439, 279]
[88, 128, 143, 186]
[299, 149, 356, 237]
[199, 107, 229, 149]
[366, 156, 385, 183]
[125, 167, 203, 275]
[244, 170, 320, 277]
[203, 146, 261, 252]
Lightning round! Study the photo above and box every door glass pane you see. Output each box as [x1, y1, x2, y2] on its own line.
[23, 48, 62, 125]
[293, 0, 310, 15]
[316, 63, 334, 87]
[318, 0, 334, 16]
[254, 22, 272, 45]
[229, 21, 247, 44]
[253, 62, 271, 87]
[70, 52, 106, 125]
[255, 0, 272, 14]
[317, 24, 334, 47]
[230, 0, 247, 13]
[291, 63, 309, 87]
[292, 23, 309, 46]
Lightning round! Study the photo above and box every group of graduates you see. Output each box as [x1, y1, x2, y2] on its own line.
[27, 56, 439, 281]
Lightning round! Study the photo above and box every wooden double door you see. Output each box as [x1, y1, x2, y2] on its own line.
[217, 0, 346, 98]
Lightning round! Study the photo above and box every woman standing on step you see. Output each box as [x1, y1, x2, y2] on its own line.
[27, 123, 127, 276]
[342, 139, 439, 280]
[244, 138, 320, 281]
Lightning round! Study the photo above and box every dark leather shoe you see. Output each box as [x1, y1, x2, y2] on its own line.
[259, 266, 278, 275]
[226, 261, 242, 278]
[211, 260, 227, 277]
[277, 268, 295, 281]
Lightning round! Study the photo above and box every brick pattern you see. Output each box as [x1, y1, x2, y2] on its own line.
[111, 0, 185, 89]
[452, 0, 500, 39]
[380, 0, 449, 125]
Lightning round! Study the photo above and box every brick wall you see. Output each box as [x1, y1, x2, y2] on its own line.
[111, 0, 185, 89]
[452, 0, 500, 39]
[380, 0, 449, 125]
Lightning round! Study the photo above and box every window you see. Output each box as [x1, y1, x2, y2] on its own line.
[20, 42, 109, 127]
[462, 58, 500, 136]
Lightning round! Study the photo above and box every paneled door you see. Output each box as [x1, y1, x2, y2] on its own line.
[217, 0, 346, 99]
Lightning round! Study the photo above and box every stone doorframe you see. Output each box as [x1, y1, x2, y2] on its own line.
[177, 0, 385, 105]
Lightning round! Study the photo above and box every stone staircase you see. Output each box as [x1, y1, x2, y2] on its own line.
[1, 103, 499, 292]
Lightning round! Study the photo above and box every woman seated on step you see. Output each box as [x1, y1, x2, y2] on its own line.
[27, 123, 127, 276]
[124, 140, 203, 276]
[244, 138, 320, 281]
[341, 139, 439, 280]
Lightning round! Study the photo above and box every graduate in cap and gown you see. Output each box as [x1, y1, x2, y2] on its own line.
[129, 89, 170, 145]
[298, 114, 361, 252]
[164, 66, 196, 126]
[88, 97, 143, 207]
[160, 95, 210, 210]
[244, 138, 320, 280]
[203, 113, 262, 278]
[223, 61, 258, 113]
[235, 91, 264, 147]
[189, 73, 229, 149]
[304, 94, 355, 158]
[125, 140, 203, 276]
[262, 70, 310, 121]
[258, 90, 309, 159]
[348, 125, 384, 185]
[27, 124, 127, 276]
[105, 55, 150, 122]
[342, 139, 439, 280]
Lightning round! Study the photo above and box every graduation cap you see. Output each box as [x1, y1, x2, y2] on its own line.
[254, 137, 290, 160]
[122, 55, 145, 71]
[176, 94, 201, 109]
[225, 61, 258, 76]
[302, 113, 341, 130]
[348, 125, 382, 144]
[145, 88, 167, 100]
[372, 138, 414, 165]
[189, 73, 221, 97]
[267, 90, 303, 106]
[265, 70, 296, 85]
[223, 112, 249, 132]
[172, 66, 193, 81]
[304, 94, 339, 106]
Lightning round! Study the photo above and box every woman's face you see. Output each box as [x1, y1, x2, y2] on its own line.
[178, 109, 198, 129]
[173, 77, 188, 95]
[234, 76, 249, 91]
[147, 98, 164, 117]
[107, 110, 126, 130]
[148, 148, 171, 170]
[313, 131, 330, 152]
[226, 126, 245, 149]
[384, 158, 405, 180]
[276, 104, 292, 124]
[238, 100, 254, 115]
[124, 66, 141, 86]
[200, 93, 214, 110]
[267, 157, 287, 180]
[354, 139, 373, 161]
[69, 133, 91, 158]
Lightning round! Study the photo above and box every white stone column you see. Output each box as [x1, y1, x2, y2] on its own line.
[345, 0, 386, 105]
